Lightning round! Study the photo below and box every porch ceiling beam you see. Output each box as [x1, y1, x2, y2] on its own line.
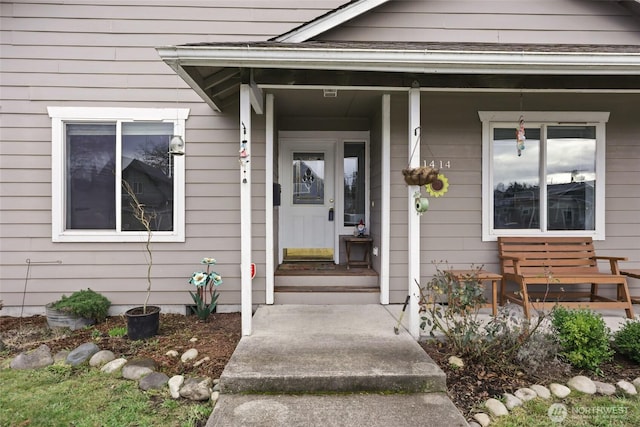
[157, 45, 640, 76]
[202, 68, 239, 91]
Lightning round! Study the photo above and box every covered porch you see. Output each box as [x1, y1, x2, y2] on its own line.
[157, 41, 640, 338]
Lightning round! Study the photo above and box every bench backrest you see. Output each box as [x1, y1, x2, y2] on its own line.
[498, 236, 599, 276]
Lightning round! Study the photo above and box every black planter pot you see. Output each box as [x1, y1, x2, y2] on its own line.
[125, 306, 160, 340]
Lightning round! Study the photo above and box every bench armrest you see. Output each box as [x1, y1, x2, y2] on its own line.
[594, 256, 628, 274]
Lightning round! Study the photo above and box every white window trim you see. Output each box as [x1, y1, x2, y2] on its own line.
[479, 111, 609, 242]
[48, 106, 189, 243]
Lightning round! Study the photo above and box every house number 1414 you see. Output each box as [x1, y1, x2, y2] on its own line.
[428, 160, 451, 169]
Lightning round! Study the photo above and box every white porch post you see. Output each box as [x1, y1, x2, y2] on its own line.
[407, 87, 421, 339]
[380, 94, 391, 305]
[240, 84, 252, 336]
[265, 93, 275, 304]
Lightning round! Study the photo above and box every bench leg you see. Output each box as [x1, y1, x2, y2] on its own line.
[618, 280, 635, 319]
[520, 280, 531, 319]
[590, 283, 598, 302]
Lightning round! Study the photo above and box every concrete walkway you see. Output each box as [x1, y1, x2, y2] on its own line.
[207, 304, 468, 427]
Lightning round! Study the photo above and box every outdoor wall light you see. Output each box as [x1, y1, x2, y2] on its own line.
[169, 135, 185, 156]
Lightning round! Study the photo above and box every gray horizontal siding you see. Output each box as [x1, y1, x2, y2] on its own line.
[0, 0, 342, 309]
[319, 0, 640, 44]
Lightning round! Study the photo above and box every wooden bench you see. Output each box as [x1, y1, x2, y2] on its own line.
[498, 236, 635, 319]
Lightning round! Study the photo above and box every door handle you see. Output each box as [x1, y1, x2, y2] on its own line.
[328, 208, 334, 221]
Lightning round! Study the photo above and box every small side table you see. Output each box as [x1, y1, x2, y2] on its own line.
[344, 236, 373, 269]
[448, 269, 502, 316]
[621, 270, 640, 304]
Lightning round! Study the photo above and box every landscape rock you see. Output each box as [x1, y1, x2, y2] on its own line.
[549, 383, 571, 398]
[66, 342, 99, 366]
[139, 372, 169, 391]
[210, 391, 220, 404]
[101, 358, 127, 374]
[514, 387, 537, 401]
[467, 422, 482, 427]
[593, 381, 616, 396]
[567, 376, 596, 394]
[473, 412, 490, 427]
[529, 384, 551, 399]
[616, 380, 637, 395]
[633, 378, 640, 389]
[10, 344, 53, 370]
[168, 375, 184, 399]
[190, 337, 198, 342]
[89, 350, 115, 367]
[165, 350, 179, 358]
[485, 398, 508, 417]
[179, 377, 212, 401]
[503, 393, 523, 410]
[448, 355, 464, 369]
[193, 356, 210, 367]
[122, 357, 157, 380]
[181, 348, 198, 363]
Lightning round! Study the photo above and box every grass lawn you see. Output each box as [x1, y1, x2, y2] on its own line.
[490, 393, 640, 427]
[0, 364, 211, 427]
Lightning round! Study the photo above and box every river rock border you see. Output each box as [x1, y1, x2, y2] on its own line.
[8, 342, 220, 404]
[469, 375, 640, 427]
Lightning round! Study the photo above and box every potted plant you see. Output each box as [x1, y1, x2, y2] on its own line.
[122, 180, 161, 340]
[46, 288, 111, 331]
[188, 257, 223, 321]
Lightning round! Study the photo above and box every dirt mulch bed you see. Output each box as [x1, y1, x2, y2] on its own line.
[421, 340, 640, 418]
[0, 313, 241, 379]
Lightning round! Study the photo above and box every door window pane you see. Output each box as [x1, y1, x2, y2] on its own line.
[546, 126, 596, 230]
[65, 123, 116, 229]
[492, 128, 541, 229]
[292, 153, 324, 205]
[344, 142, 365, 226]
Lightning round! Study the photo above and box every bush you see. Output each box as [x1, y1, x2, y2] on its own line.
[551, 306, 613, 373]
[613, 319, 640, 364]
[50, 288, 111, 322]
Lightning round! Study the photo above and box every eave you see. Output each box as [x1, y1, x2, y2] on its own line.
[157, 42, 640, 112]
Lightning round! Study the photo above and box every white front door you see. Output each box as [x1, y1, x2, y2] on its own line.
[280, 139, 336, 262]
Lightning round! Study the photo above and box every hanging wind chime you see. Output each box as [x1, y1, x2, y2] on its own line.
[516, 115, 526, 157]
[240, 122, 249, 183]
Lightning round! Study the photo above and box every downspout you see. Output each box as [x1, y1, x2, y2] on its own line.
[407, 87, 421, 339]
[240, 84, 252, 335]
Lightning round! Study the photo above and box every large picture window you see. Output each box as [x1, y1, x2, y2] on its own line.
[479, 112, 608, 241]
[49, 107, 189, 242]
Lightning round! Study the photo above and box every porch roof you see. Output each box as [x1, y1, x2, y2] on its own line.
[156, 41, 640, 112]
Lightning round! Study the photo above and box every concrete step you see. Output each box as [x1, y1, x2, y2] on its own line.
[207, 392, 468, 427]
[218, 305, 446, 394]
[274, 287, 380, 304]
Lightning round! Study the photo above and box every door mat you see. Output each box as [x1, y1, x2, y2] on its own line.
[283, 248, 334, 261]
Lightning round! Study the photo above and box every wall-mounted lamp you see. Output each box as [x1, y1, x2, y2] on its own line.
[169, 135, 185, 156]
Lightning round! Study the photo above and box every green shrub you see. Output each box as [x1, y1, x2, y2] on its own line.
[551, 306, 613, 373]
[613, 319, 640, 364]
[50, 288, 111, 322]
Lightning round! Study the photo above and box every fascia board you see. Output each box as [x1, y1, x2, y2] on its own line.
[274, 0, 391, 43]
[157, 46, 640, 76]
